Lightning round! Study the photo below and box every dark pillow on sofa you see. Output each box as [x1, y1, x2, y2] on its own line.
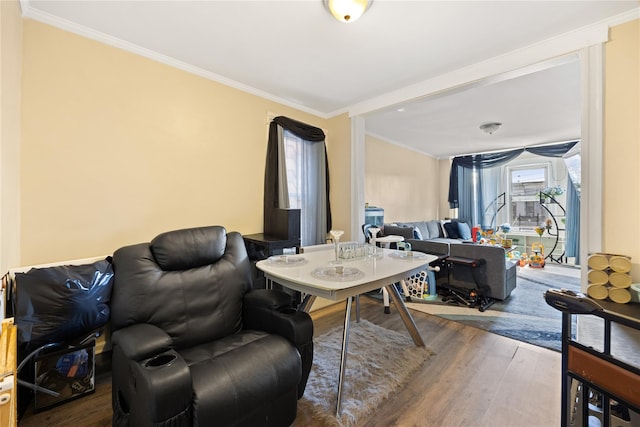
[457, 222, 472, 240]
[443, 222, 462, 239]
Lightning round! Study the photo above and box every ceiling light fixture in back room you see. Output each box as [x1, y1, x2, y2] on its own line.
[480, 122, 503, 135]
[324, 0, 373, 23]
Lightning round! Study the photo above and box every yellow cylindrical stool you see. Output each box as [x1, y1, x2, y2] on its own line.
[588, 269, 608, 286]
[608, 287, 631, 304]
[608, 272, 632, 288]
[609, 256, 631, 273]
[587, 284, 609, 300]
[588, 253, 609, 270]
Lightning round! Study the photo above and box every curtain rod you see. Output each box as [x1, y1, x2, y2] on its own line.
[449, 139, 581, 159]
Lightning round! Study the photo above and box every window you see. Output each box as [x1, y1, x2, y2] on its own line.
[282, 129, 328, 246]
[508, 164, 549, 229]
[283, 131, 304, 210]
[264, 116, 330, 247]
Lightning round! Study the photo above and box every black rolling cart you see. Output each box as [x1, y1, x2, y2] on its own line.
[544, 289, 640, 427]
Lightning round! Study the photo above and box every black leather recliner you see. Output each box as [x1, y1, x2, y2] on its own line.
[110, 226, 313, 427]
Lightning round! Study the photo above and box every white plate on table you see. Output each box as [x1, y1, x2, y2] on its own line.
[265, 255, 307, 267]
[311, 266, 364, 282]
[388, 251, 428, 260]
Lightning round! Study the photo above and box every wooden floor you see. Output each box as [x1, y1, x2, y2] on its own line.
[18, 297, 561, 427]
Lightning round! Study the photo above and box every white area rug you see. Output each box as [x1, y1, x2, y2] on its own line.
[299, 320, 431, 427]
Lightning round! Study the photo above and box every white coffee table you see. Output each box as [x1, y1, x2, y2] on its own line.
[374, 234, 405, 248]
[257, 248, 435, 416]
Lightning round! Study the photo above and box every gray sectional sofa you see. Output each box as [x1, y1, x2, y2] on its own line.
[383, 220, 469, 257]
[379, 220, 517, 300]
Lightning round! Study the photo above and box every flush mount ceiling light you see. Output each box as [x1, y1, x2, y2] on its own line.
[480, 122, 502, 135]
[324, 0, 373, 23]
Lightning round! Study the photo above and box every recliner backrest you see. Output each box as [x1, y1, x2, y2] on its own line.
[150, 226, 227, 270]
[111, 226, 253, 349]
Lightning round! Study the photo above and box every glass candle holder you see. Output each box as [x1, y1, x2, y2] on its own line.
[329, 230, 344, 263]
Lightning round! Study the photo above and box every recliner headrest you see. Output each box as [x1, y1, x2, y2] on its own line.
[150, 226, 227, 271]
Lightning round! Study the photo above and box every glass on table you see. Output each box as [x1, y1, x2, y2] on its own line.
[329, 230, 344, 263]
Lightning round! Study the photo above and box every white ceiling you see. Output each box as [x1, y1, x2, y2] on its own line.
[22, 0, 640, 158]
[366, 58, 582, 157]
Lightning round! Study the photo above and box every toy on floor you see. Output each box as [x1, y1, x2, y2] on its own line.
[519, 252, 529, 267]
[529, 242, 545, 268]
[404, 265, 440, 301]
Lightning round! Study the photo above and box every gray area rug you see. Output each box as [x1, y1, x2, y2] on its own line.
[406, 265, 581, 352]
[298, 319, 431, 427]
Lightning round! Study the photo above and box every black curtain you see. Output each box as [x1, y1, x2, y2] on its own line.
[526, 141, 578, 158]
[448, 149, 524, 209]
[448, 141, 579, 208]
[264, 116, 332, 231]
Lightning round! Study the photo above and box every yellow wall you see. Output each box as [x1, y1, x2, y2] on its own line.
[8, 15, 640, 277]
[325, 113, 353, 238]
[19, 20, 350, 266]
[603, 19, 640, 272]
[364, 134, 440, 223]
[0, 0, 22, 274]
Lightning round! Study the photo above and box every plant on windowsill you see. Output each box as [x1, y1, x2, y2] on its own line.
[499, 223, 512, 234]
[539, 186, 565, 203]
[545, 218, 553, 232]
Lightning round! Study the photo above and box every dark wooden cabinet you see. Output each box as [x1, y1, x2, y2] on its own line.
[243, 233, 300, 258]
[243, 233, 300, 289]
[264, 208, 300, 241]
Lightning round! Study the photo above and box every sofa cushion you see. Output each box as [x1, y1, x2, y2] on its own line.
[426, 220, 442, 239]
[414, 221, 429, 240]
[457, 222, 472, 240]
[397, 221, 429, 241]
[452, 218, 472, 235]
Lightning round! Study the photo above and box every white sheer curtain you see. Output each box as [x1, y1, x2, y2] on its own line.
[458, 166, 501, 228]
[479, 167, 502, 228]
[276, 126, 289, 208]
[281, 129, 328, 246]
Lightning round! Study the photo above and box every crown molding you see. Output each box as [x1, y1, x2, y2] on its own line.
[19, 0, 28, 15]
[606, 6, 640, 27]
[347, 7, 639, 118]
[347, 22, 611, 118]
[19, 2, 638, 121]
[365, 131, 438, 159]
[20, 4, 331, 120]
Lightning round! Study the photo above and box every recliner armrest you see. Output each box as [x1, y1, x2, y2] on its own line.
[112, 326, 191, 425]
[243, 289, 313, 347]
[111, 323, 172, 361]
[130, 350, 192, 425]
